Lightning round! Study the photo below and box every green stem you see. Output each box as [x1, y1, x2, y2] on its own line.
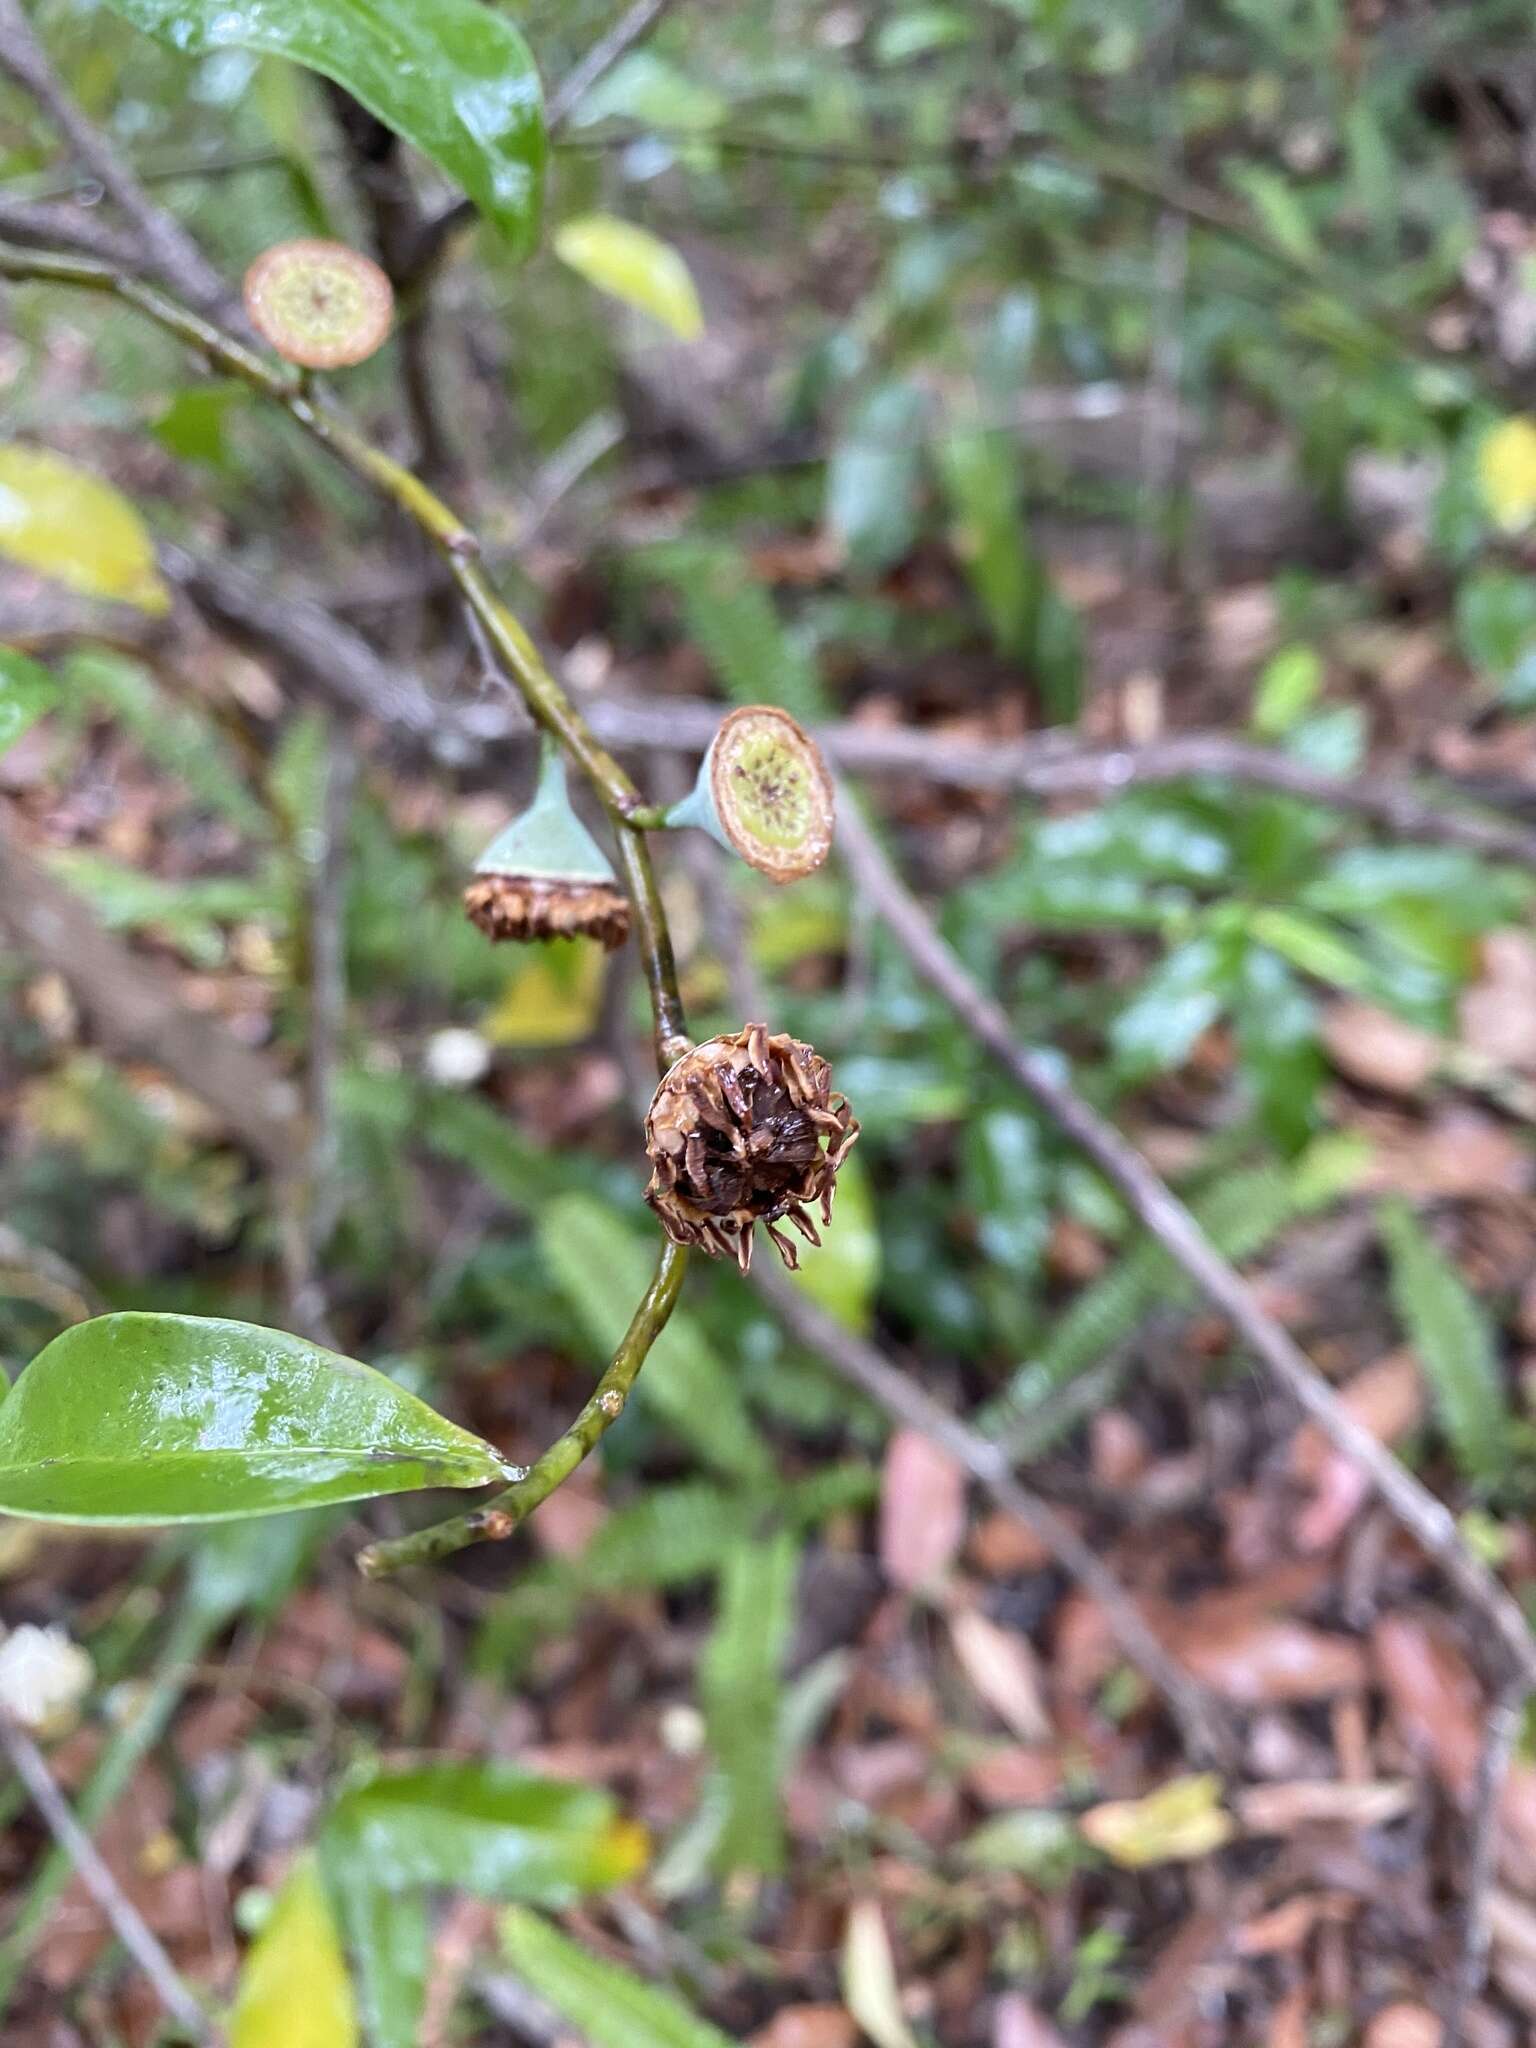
[0, 239, 697, 1573]
[0, 240, 691, 1072]
[357, 1239, 687, 1577]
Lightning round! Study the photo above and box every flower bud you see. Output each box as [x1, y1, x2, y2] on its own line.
[242, 240, 394, 369]
[665, 706, 834, 882]
[644, 1023, 858, 1270]
[465, 736, 631, 950]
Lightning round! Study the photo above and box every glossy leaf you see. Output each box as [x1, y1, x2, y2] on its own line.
[320, 1872, 425, 2048]
[501, 1906, 735, 2048]
[326, 1763, 648, 1905]
[0, 445, 168, 613]
[99, 0, 545, 252]
[0, 1314, 505, 1523]
[554, 215, 703, 339]
[1380, 1200, 1511, 1490]
[1232, 944, 1322, 1154]
[231, 1852, 358, 2048]
[1111, 931, 1236, 1076]
[0, 649, 59, 757]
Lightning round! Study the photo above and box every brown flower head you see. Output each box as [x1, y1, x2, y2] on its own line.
[644, 1024, 858, 1271]
[464, 874, 630, 950]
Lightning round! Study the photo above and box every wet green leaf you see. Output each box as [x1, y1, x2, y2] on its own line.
[0, 445, 168, 613]
[0, 649, 59, 757]
[0, 1314, 505, 1523]
[99, 0, 545, 252]
[554, 215, 703, 339]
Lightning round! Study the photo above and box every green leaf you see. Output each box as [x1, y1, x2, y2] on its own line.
[1111, 931, 1236, 1076]
[0, 445, 168, 613]
[554, 215, 703, 339]
[1379, 1199, 1511, 1489]
[938, 427, 1030, 657]
[1454, 569, 1536, 706]
[539, 1196, 771, 1484]
[1252, 645, 1323, 738]
[231, 1852, 358, 2048]
[501, 1906, 735, 2048]
[1231, 944, 1322, 1154]
[789, 1148, 880, 1333]
[0, 1314, 505, 1523]
[99, 0, 545, 253]
[1477, 418, 1536, 534]
[1228, 163, 1323, 268]
[826, 382, 928, 575]
[326, 1764, 647, 1905]
[701, 1532, 798, 1875]
[0, 649, 60, 757]
[319, 1872, 425, 2048]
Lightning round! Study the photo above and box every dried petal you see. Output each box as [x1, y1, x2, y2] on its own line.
[644, 1025, 858, 1269]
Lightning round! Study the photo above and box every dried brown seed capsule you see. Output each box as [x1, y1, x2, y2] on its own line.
[242, 240, 394, 369]
[464, 874, 631, 950]
[644, 1024, 858, 1272]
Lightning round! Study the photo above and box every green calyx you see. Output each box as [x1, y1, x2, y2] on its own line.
[663, 705, 834, 883]
[473, 735, 616, 884]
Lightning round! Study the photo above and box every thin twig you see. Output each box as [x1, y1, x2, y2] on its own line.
[358, 1241, 687, 1575]
[749, 1263, 1231, 1764]
[1443, 1676, 1528, 2048]
[0, 1714, 217, 2043]
[830, 789, 1536, 1696]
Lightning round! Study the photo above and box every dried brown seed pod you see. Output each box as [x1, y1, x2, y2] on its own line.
[242, 240, 394, 369]
[644, 1024, 858, 1271]
[464, 874, 631, 950]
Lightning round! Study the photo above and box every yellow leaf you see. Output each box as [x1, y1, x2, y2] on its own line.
[1078, 1772, 1234, 1869]
[553, 215, 704, 340]
[483, 938, 603, 1048]
[0, 444, 169, 614]
[1477, 417, 1536, 534]
[230, 1853, 358, 2048]
[841, 1899, 917, 2048]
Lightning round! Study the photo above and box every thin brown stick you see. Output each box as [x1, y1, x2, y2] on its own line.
[831, 789, 1536, 1696]
[0, 1715, 218, 2043]
[1444, 1677, 1528, 2048]
[749, 1262, 1231, 1764]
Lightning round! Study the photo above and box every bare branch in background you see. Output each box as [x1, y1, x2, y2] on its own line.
[0, 804, 303, 1169]
[1444, 1678, 1529, 2048]
[0, 1716, 218, 2044]
[830, 788, 1536, 1697]
[0, 0, 233, 319]
[750, 1263, 1232, 1764]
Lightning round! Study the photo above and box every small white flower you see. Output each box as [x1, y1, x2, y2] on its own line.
[0, 1624, 94, 1737]
[423, 1027, 492, 1089]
